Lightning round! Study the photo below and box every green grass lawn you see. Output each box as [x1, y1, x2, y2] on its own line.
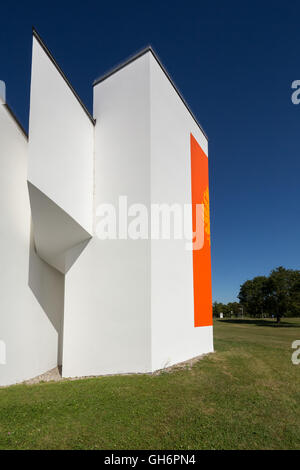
[1, 317, 300, 450]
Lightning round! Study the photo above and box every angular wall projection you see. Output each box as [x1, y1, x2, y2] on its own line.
[28, 31, 94, 273]
[28, 182, 92, 273]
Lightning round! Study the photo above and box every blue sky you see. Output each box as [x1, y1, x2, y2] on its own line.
[1, 0, 299, 303]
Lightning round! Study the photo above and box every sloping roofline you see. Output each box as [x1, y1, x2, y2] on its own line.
[93, 46, 208, 140]
[3, 103, 28, 139]
[32, 28, 95, 125]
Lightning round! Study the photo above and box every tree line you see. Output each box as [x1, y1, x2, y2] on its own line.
[213, 267, 300, 323]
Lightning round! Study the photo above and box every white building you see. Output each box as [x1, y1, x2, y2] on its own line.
[0, 29, 213, 386]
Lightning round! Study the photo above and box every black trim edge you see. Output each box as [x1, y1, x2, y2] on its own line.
[93, 46, 208, 140]
[32, 27, 95, 126]
[3, 104, 28, 139]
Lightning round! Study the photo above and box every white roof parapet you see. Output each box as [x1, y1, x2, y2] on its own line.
[93, 46, 208, 141]
[32, 28, 96, 126]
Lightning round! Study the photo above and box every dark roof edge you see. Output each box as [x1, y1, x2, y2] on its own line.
[93, 47, 152, 86]
[32, 27, 95, 126]
[3, 103, 28, 139]
[93, 46, 208, 140]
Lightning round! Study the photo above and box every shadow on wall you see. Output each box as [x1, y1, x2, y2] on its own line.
[28, 224, 65, 365]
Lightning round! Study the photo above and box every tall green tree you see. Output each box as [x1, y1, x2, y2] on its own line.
[238, 276, 268, 317]
[266, 267, 300, 322]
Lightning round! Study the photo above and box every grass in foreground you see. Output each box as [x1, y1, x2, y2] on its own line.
[1, 317, 300, 449]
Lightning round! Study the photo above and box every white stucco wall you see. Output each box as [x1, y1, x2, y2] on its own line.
[1, 43, 213, 385]
[149, 55, 213, 371]
[27, 36, 94, 273]
[62, 54, 152, 377]
[28, 36, 94, 234]
[0, 103, 64, 386]
[62, 50, 213, 377]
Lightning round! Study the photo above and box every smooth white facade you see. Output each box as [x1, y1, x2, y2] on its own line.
[0, 103, 64, 386]
[28, 37, 94, 234]
[63, 53, 152, 377]
[28, 37, 93, 274]
[149, 54, 213, 370]
[63, 51, 213, 377]
[0, 32, 213, 386]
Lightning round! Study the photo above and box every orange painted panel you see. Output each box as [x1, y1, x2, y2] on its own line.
[190, 133, 212, 327]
